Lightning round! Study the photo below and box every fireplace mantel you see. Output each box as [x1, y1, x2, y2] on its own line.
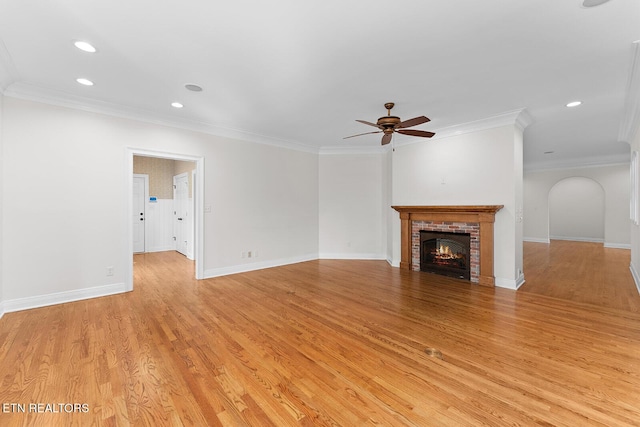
[392, 205, 503, 286]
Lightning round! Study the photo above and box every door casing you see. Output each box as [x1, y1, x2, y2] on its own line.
[133, 174, 149, 253]
[173, 172, 190, 258]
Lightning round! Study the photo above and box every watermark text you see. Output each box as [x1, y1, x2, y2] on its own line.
[2, 403, 89, 414]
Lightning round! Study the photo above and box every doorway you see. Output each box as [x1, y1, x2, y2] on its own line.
[548, 177, 605, 242]
[125, 148, 205, 292]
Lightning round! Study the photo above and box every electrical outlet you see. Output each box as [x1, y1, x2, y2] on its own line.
[241, 251, 246, 258]
[106, 266, 114, 276]
[254, 250, 258, 258]
[247, 251, 252, 258]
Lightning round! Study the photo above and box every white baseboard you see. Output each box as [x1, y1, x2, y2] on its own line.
[387, 257, 400, 268]
[630, 262, 640, 296]
[318, 252, 387, 261]
[2, 282, 128, 314]
[495, 276, 521, 290]
[204, 253, 394, 279]
[204, 253, 319, 278]
[146, 246, 175, 253]
[0, 301, 5, 320]
[549, 236, 604, 243]
[524, 237, 629, 249]
[524, 237, 550, 244]
[604, 243, 631, 249]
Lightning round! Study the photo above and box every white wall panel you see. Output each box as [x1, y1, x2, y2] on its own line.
[631, 133, 640, 293]
[185, 197, 194, 259]
[0, 94, 4, 317]
[1, 97, 319, 302]
[145, 199, 175, 252]
[319, 153, 386, 259]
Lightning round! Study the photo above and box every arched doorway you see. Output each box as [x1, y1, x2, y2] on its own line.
[548, 177, 605, 242]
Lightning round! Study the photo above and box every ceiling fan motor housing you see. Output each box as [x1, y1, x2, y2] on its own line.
[377, 115, 401, 130]
[379, 102, 400, 131]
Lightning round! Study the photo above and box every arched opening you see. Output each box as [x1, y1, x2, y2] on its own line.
[548, 177, 605, 242]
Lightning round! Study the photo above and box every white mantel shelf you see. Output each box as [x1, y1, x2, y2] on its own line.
[392, 205, 504, 286]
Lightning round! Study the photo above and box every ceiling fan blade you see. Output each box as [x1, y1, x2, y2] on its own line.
[381, 133, 392, 145]
[397, 116, 430, 129]
[343, 130, 382, 139]
[396, 129, 436, 138]
[356, 119, 382, 129]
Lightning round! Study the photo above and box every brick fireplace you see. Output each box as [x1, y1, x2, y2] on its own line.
[392, 205, 503, 286]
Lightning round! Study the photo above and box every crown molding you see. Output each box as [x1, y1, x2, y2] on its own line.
[0, 38, 17, 92]
[524, 154, 630, 172]
[392, 108, 533, 148]
[4, 79, 538, 157]
[618, 41, 640, 144]
[514, 109, 534, 132]
[3, 82, 320, 154]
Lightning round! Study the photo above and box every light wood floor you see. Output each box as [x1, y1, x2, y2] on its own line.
[521, 240, 640, 312]
[1, 245, 640, 426]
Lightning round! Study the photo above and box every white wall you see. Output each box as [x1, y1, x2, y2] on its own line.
[0, 93, 4, 318]
[205, 139, 319, 276]
[631, 134, 640, 292]
[1, 97, 319, 309]
[524, 164, 630, 248]
[145, 199, 177, 252]
[390, 124, 524, 288]
[318, 153, 386, 259]
[385, 150, 395, 265]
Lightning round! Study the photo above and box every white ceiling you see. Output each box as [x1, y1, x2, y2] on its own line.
[0, 0, 638, 169]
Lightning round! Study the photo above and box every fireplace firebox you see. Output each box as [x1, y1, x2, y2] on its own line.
[420, 230, 471, 280]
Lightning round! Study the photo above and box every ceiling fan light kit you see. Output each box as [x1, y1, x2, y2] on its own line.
[344, 102, 435, 145]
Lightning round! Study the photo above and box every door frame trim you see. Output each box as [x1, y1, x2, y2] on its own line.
[133, 173, 149, 253]
[172, 172, 191, 258]
[125, 148, 205, 291]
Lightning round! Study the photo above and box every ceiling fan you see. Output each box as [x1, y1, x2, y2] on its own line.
[344, 102, 435, 145]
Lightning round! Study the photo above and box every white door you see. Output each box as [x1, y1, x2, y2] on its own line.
[133, 174, 148, 253]
[173, 173, 189, 257]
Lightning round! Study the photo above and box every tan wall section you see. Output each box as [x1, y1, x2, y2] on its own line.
[133, 156, 174, 199]
[133, 156, 195, 199]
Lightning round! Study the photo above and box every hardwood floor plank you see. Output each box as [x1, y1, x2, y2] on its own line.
[521, 240, 639, 312]
[1, 249, 640, 425]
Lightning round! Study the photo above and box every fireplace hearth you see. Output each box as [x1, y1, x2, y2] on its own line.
[420, 230, 471, 280]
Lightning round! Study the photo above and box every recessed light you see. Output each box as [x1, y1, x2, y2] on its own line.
[171, 102, 184, 108]
[185, 84, 203, 92]
[76, 78, 94, 86]
[582, 0, 611, 7]
[566, 101, 582, 107]
[74, 41, 96, 53]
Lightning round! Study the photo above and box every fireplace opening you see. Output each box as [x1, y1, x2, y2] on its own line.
[420, 230, 471, 280]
